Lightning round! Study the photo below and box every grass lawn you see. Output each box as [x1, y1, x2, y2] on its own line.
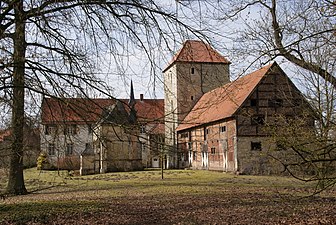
[0, 168, 335, 224]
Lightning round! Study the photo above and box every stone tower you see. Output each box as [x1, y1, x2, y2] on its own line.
[163, 40, 230, 168]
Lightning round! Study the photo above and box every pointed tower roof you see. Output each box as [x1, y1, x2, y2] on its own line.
[163, 40, 230, 72]
[128, 80, 135, 107]
[128, 80, 137, 124]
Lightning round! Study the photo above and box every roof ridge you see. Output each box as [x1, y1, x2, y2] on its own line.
[202, 62, 274, 96]
[163, 40, 230, 72]
[176, 62, 275, 131]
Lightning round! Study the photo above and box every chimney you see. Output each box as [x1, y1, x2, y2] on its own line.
[140, 94, 144, 101]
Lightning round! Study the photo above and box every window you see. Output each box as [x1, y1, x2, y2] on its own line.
[140, 125, 146, 134]
[85, 143, 92, 151]
[193, 151, 197, 160]
[65, 125, 77, 135]
[45, 125, 56, 135]
[180, 132, 188, 138]
[251, 142, 262, 151]
[48, 143, 55, 155]
[141, 143, 146, 152]
[251, 115, 265, 125]
[88, 125, 92, 134]
[268, 99, 283, 107]
[191, 67, 195, 74]
[211, 147, 216, 154]
[187, 142, 192, 151]
[220, 126, 226, 133]
[191, 96, 194, 100]
[250, 99, 257, 106]
[66, 143, 73, 155]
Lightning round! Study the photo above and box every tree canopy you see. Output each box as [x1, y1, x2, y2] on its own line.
[0, 0, 204, 195]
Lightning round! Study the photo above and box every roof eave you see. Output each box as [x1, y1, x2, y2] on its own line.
[176, 116, 235, 132]
[163, 60, 231, 73]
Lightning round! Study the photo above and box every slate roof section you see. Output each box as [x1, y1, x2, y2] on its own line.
[41, 98, 164, 128]
[176, 63, 275, 131]
[163, 40, 230, 72]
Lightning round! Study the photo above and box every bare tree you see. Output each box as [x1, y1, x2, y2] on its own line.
[215, 0, 335, 85]
[266, 71, 336, 192]
[211, 0, 336, 189]
[0, 0, 205, 195]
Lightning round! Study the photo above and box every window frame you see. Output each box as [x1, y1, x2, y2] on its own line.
[88, 124, 92, 134]
[66, 143, 74, 155]
[140, 125, 146, 134]
[64, 125, 77, 135]
[193, 151, 197, 160]
[251, 142, 262, 151]
[180, 132, 189, 139]
[141, 142, 146, 152]
[220, 126, 226, 133]
[48, 143, 55, 155]
[45, 125, 56, 135]
[191, 67, 195, 75]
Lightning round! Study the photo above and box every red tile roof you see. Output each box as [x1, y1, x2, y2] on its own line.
[176, 63, 275, 131]
[41, 98, 164, 126]
[163, 40, 230, 72]
[42, 98, 115, 124]
[134, 99, 164, 122]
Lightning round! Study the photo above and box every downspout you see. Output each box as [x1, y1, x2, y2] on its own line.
[99, 141, 103, 173]
[225, 123, 229, 172]
[234, 119, 238, 173]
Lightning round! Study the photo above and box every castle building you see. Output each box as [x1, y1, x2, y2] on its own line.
[40, 40, 315, 175]
[164, 40, 314, 173]
[163, 40, 230, 168]
[40, 89, 164, 174]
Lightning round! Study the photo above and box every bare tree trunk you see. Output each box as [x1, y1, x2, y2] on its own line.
[6, 0, 27, 195]
[161, 154, 164, 180]
[269, 0, 336, 88]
